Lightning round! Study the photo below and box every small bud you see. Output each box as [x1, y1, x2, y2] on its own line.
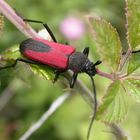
[60, 16, 85, 40]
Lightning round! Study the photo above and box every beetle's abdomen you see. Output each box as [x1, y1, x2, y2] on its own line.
[20, 38, 75, 69]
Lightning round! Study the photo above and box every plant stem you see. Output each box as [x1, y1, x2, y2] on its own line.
[0, 0, 38, 38]
[96, 68, 114, 80]
[108, 123, 132, 140]
[119, 49, 131, 71]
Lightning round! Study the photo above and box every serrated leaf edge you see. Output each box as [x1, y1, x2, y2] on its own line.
[88, 16, 122, 72]
[97, 80, 128, 123]
[125, 0, 132, 50]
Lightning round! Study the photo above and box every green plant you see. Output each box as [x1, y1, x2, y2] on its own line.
[0, 0, 140, 140]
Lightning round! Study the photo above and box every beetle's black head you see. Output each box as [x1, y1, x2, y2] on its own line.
[82, 60, 101, 76]
[83, 61, 96, 76]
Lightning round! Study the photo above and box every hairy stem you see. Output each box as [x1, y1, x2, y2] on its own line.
[96, 68, 114, 80]
[0, 0, 38, 38]
[108, 123, 132, 140]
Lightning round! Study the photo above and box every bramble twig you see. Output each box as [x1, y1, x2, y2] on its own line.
[108, 123, 132, 140]
[0, 0, 38, 38]
[96, 68, 114, 80]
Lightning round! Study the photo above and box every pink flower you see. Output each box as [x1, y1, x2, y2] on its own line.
[60, 16, 85, 40]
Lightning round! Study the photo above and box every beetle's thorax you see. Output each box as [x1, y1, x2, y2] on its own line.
[68, 52, 96, 76]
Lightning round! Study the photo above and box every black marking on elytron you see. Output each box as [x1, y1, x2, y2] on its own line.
[20, 38, 51, 53]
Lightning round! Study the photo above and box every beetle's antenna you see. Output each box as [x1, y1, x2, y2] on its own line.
[122, 50, 140, 55]
[87, 76, 97, 140]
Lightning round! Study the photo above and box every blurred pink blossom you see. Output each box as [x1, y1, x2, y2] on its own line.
[60, 16, 85, 40]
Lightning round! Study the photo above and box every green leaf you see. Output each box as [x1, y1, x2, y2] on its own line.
[96, 80, 128, 123]
[1, 46, 55, 81]
[30, 65, 55, 80]
[2, 45, 21, 60]
[0, 45, 21, 67]
[128, 53, 140, 74]
[88, 16, 122, 72]
[123, 79, 140, 103]
[126, 0, 140, 50]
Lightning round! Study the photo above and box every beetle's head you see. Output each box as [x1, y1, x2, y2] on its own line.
[83, 60, 101, 76]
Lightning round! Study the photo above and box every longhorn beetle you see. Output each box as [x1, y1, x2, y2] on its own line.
[0, 19, 101, 139]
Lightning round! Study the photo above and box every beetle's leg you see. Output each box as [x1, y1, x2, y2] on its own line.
[53, 70, 65, 83]
[53, 70, 60, 83]
[42, 23, 57, 42]
[0, 58, 40, 70]
[23, 19, 57, 42]
[69, 72, 78, 88]
[83, 47, 89, 57]
[65, 42, 69, 45]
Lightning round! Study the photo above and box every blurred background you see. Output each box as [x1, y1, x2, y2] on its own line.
[0, 0, 139, 140]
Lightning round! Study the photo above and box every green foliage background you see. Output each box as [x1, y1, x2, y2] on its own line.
[0, 0, 140, 140]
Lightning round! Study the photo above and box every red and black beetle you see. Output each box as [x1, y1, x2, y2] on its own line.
[1, 19, 101, 139]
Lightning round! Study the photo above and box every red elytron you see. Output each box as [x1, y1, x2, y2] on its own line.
[20, 38, 75, 69]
